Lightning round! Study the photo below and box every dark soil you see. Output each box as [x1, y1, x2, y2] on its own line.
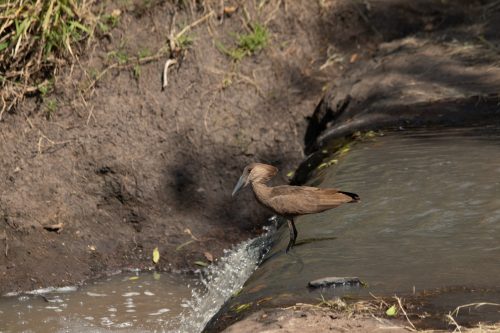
[1, 0, 500, 305]
[0, 0, 337, 293]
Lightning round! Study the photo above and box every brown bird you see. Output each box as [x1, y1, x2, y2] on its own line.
[232, 163, 360, 252]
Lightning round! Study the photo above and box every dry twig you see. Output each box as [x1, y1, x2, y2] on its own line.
[394, 296, 416, 331]
[452, 302, 500, 317]
[162, 59, 178, 89]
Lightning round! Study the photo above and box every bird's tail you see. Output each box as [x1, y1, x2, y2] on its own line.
[338, 191, 360, 202]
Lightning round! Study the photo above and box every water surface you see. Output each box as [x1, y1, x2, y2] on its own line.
[0, 272, 194, 332]
[0, 228, 272, 332]
[240, 129, 500, 307]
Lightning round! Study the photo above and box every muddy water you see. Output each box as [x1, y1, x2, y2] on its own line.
[0, 272, 194, 332]
[0, 229, 272, 332]
[238, 128, 500, 309]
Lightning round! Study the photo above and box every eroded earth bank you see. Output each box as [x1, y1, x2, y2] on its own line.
[1, 0, 500, 331]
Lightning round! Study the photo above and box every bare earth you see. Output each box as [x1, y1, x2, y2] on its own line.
[222, 304, 500, 333]
[222, 304, 411, 333]
[0, 0, 335, 293]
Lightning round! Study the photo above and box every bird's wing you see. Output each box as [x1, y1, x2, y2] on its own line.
[268, 185, 355, 216]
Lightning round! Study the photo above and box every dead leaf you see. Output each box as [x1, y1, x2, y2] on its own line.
[257, 296, 273, 305]
[350, 53, 358, 63]
[183, 228, 200, 241]
[194, 261, 208, 267]
[223, 6, 238, 15]
[204, 251, 214, 262]
[233, 302, 252, 313]
[386, 305, 397, 316]
[111, 9, 121, 18]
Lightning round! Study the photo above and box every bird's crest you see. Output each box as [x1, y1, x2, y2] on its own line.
[247, 163, 278, 184]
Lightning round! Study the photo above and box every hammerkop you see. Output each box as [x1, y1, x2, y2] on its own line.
[232, 163, 360, 252]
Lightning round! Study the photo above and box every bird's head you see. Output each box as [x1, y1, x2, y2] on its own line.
[231, 163, 278, 196]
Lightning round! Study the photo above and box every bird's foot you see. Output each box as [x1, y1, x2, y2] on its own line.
[285, 238, 296, 253]
[285, 219, 297, 254]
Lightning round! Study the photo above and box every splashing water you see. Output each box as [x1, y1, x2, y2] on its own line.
[0, 225, 275, 333]
[169, 225, 274, 333]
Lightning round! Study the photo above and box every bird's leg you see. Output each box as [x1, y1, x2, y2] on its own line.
[286, 218, 298, 253]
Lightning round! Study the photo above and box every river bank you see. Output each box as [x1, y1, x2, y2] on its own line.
[1, 0, 331, 293]
[1, 1, 500, 331]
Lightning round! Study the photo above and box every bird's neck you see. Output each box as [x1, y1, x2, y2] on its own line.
[251, 181, 272, 208]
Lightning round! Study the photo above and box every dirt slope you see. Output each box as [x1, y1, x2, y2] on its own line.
[2, 0, 499, 300]
[0, 0, 336, 293]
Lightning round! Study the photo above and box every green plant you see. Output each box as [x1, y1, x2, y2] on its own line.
[133, 64, 141, 80]
[107, 50, 129, 65]
[215, 41, 246, 61]
[217, 23, 269, 61]
[38, 80, 54, 97]
[176, 34, 194, 50]
[222, 76, 233, 89]
[138, 48, 152, 59]
[237, 23, 268, 54]
[98, 10, 121, 33]
[45, 99, 58, 120]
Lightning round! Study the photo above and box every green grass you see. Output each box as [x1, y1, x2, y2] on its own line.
[44, 98, 58, 120]
[138, 48, 152, 59]
[133, 64, 141, 80]
[237, 23, 268, 54]
[217, 23, 269, 61]
[107, 50, 129, 65]
[176, 34, 194, 50]
[98, 11, 121, 33]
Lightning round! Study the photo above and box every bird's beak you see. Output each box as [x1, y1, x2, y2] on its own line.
[232, 175, 246, 197]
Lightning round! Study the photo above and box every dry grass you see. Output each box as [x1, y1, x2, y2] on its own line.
[311, 295, 500, 332]
[0, 0, 96, 118]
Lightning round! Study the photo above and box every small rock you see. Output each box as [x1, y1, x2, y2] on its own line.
[308, 277, 362, 288]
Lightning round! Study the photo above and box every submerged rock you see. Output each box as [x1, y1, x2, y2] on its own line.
[307, 277, 362, 288]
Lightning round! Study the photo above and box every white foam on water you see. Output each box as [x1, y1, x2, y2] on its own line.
[4, 285, 78, 297]
[167, 225, 274, 333]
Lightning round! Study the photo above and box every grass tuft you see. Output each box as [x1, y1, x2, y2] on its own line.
[217, 22, 269, 61]
[237, 23, 268, 55]
[0, 0, 96, 115]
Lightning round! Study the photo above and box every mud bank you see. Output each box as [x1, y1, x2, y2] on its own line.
[221, 304, 410, 333]
[220, 304, 499, 333]
[0, 0, 333, 293]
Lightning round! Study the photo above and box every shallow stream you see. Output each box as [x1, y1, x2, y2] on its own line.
[1, 128, 499, 332]
[229, 128, 500, 324]
[0, 232, 272, 332]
